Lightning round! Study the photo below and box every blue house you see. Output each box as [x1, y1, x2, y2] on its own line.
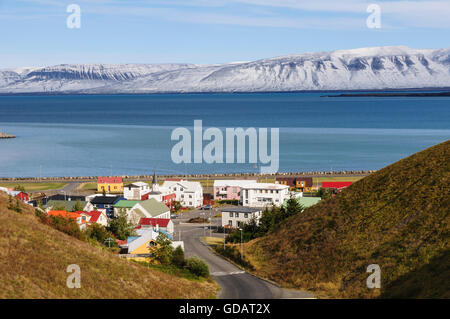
[90, 195, 125, 217]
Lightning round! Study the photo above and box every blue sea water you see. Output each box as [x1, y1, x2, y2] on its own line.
[0, 93, 449, 177]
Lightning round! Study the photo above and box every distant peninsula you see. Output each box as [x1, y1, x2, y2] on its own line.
[0, 132, 15, 139]
[324, 91, 450, 97]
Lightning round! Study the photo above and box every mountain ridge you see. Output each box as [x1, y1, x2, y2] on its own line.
[1, 46, 450, 93]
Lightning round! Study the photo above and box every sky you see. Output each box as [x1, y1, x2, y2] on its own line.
[1, 0, 449, 67]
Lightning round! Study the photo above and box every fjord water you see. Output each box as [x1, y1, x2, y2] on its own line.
[0, 93, 449, 177]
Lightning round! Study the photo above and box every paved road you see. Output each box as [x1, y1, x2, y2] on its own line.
[174, 209, 314, 299]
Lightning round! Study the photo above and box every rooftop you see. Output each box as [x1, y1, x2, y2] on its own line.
[219, 206, 262, 213]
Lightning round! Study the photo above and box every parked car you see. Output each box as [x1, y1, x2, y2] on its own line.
[200, 205, 212, 210]
[170, 213, 177, 219]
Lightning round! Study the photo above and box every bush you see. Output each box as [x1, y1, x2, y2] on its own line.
[172, 246, 185, 267]
[214, 245, 254, 270]
[185, 257, 209, 277]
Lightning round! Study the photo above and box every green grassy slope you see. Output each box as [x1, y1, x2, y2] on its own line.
[246, 140, 450, 298]
[0, 192, 218, 299]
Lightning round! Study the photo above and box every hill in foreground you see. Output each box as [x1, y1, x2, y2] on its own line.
[0, 192, 218, 298]
[246, 141, 449, 298]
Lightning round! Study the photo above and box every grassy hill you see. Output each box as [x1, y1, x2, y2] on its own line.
[0, 192, 218, 298]
[246, 141, 450, 298]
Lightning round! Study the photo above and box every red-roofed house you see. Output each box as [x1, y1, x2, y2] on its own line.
[138, 218, 174, 234]
[321, 181, 353, 190]
[47, 210, 88, 229]
[76, 210, 108, 227]
[97, 177, 123, 194]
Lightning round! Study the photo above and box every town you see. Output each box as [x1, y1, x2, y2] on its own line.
[0, 172, 356, 263]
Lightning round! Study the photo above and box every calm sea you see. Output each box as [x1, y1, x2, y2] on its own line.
[0, 93, 449, 177]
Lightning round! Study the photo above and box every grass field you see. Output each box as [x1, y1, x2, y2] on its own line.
[204, 236, 225, 246]
[0, 182, 67, 192]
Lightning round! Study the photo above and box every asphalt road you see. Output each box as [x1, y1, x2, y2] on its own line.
[174, 209, 314, 299]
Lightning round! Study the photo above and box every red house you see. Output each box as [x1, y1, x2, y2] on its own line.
[321, 181, 353, 190]
[15, 191, 30, 202]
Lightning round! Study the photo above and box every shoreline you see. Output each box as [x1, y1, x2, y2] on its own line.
[0, 170, 376, 183]
[0, 132, 15, 139]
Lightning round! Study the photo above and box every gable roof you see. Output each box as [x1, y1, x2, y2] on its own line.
[241, 183, 289, 190]
[113, 200, 140, 208]
[79, 210, 104, 223]
[126, 229, 159, 253]
[45, 200, 87, 211]
[137, 199, 170, 217]
[97, 177, 123, 184]
[139, 218, 171, 228]
[90, 196, 120, 205]
[162, 180, 202, 192]
[124, 182, 149, 188]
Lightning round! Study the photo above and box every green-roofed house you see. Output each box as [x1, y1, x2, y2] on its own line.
[44, 200, 93, 213]
[113, 199, 170, 224]
[282, 196, 322, 211]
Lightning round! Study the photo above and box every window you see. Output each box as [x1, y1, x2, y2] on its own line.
[229, 212, 233, 217]
[235, 213, 239, 218]
[229, 220, 232, 226]
[244, 213, 248, 218]
[232, 187, 237, 193]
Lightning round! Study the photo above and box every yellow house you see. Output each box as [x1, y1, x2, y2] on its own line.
[97, 177, 123, 193]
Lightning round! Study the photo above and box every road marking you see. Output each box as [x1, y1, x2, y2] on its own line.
[211, 271, 245, 277]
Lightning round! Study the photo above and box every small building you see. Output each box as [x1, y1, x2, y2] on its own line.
[162, 180, 203, 208]
[5, 190, 30, 203]
[78, 210, 109, 227]
[97, 177, 123, 194]
[89, 195, 124, 217]
[241, 183, 290, 208]
[30, 194, 86, 207]
[44, 200, 93, 213]
[47, 210, 89, 230]
[123, 182, 150, 200]
[276, 177, 315, 192]
[113, 200, 141, 217]
[220, 207, 262, 228]
[113, 199, 171, 224]
[138, 218, 174, 235]
[213, 180, 257, 201]
[321, 181, 353, 190]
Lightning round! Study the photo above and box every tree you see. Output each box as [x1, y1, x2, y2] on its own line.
[283, 194, 305, 218]
[171, 201, 182, 214]
[185, 257, 209, 277]
[316, 187, 333, 200]
[13, 185, 25, 192]
[171, 245, 185, 267]
[106, 209, 136, 240]
[86, 223, 109, 243]
[73, 199, 84, 212]
[150, 233, 174, 265]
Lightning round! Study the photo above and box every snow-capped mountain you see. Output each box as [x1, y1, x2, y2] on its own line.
[1, 46, 449, 93]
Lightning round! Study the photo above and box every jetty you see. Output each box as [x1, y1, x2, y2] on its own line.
[0, 132, 16, 139]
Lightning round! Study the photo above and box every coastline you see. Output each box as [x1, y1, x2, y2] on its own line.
[0, 132, 15, 139]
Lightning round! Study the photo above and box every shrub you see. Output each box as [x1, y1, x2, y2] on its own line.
[172, 246, 185, 268]
[185, 257, 209, 277]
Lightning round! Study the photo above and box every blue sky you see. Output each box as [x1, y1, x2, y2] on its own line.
[1, 0, 449, 67]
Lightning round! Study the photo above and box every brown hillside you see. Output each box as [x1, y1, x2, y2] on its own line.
[246, 140, 450, 298]
[0, 192, 218, 299]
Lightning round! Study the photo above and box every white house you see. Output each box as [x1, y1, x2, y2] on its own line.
[220, 207, 262, 228]
[138, 217, 174, 235]
[241, 183, 290, 208]
[213, 179, 257, 201]
[123, 182, 150, 200]
[161, 180, 203, 208]
[114, 199, 171, 225]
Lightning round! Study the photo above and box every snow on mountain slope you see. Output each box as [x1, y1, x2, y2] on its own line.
[1, 46, 449, 93]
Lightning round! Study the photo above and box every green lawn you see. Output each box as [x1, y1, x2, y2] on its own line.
[0, 182, 67, 192]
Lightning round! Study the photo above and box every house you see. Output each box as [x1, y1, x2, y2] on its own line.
[213, 180, 257, 201]
[89, 195, 124, 217]
[47, 210, 88, 230]
[138, 218, 174, 235]
[220, 207, 262, 228]
[161, 180, 203, 208]
[141, 171, 176, 208]
[241, 183, 290, 207]
[113, 199, 171, 224]
[44, 200, 93, 213]
[29, 194, 86, 207]
[5, 190, 30, 203]
[123, 182, 150, 200]
[321, 181, 353, 190]
[78, 210, 109, 227]
[276, 177, 315, 192]
[97, 177, 123, 194]
[282, 196, 322, 210]
[119, 228, 183, 261]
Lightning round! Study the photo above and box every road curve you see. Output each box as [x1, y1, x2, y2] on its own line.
[175, 211, 313, 299]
